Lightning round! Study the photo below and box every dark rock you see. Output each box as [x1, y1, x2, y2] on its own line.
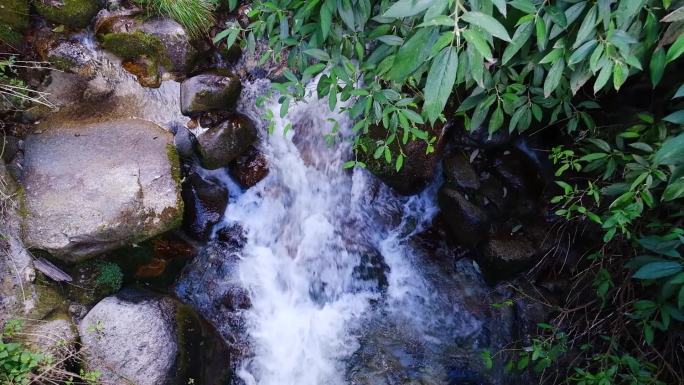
[173, 125, 198, 159]
[197, 113, 257, 169]
[215, 224, 247, 248]
[438, 186, 489, 248]
[490, 149, 544, 218]
[33, 30, 96, 77]
[229, 146, 269, 188]
[175, 242, 250, 359]
[180, 73, 242, 116]
[78, 289, 232, 385]
[181, 170, 228, 240]
[478, 229, 538, 281]
[34, 0, 101, 29]
[361, 122, 448, 195]
[197, 110, 232, 127]
[444, 151, 480, 190]
[351, 246, 389, 293]
[453, 122, 514, 149]
[1, 135, 19, 162]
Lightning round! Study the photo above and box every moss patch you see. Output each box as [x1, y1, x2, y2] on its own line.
[165, 143, 184, 230]
[33, 0, 101, 28]
[0, 0, 29, 30]
[100, 31, 170, 67]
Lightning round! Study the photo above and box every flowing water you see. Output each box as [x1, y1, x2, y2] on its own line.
[42, 40, 513, 384]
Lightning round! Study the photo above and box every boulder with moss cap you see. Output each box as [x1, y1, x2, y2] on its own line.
[34, 0, 102, 29]
[21, 118, 183, 262]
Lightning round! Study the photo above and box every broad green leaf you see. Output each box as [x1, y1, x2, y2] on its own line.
[616, 0, 647, 30]
[569, 39, 597, 66]
[546, 5, 567, 28]
[550, 2, 587, 39]
[539, 48, 563, 64]
[320, 1, 333, 40]
[633, 261, 683, 279]
[492, 0, 507, 16]
[662, 110, 684, 124]
[463, 29, 492, 60]
[674, 83, 684, 98]
[535, 16, 547, 50]
[589, 43, 605, 72]
[663, 179, 684, 201]
[462, 11, 512, 42]
[304, 48, 331, 61]
[383, 0, 434, 18]
[654, 132, 684, 165]
[389, 27, 438, 83]
[377, 35, 404, 45]
[509, 0, 536, 14]
[667, 32, 684, 62]
[594, 61, 613, 93]
[424, 47, 458, 123]
[573, 5, 597, 49]
[613, 61, 628, 90]
[489, 105, 504, 134]
[502, 21, 533, 64]
[649, 48, 666, 87]
[544, 58, 565, 97]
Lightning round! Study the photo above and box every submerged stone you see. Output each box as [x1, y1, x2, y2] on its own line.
[34, 0, 102, 28]
[21, 118, 183, 262]
[181, 169, 228, 240]
[229, 145, 269, 188]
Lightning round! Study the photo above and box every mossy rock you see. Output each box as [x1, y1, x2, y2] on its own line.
[34, 0, 102, 28]
[66, 259, 123, 305]
[100, 31, 169, 64]
[0, 0, 29, 44]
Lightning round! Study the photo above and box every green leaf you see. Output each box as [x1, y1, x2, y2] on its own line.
[383, 0, 434, 18]
[674, 83, 684, 98]
[667, 32, 684, 62]
[395, 153, 404, 171]
[633, 261, 683, 279]
[389, 27, 438, 83]
[463, 29, 492, 60]
[663, 179, 684, 201]
[535, 16, 547, 51]
[573, 6, 597, 49]
[569, 39, 597, 66]
[544, 58, 565, 97]
[320, 0, 333, 39]
[546, 5, 567, 28]
[650, 48, 666, 87]
[377, 35, 404, 45]
[489, 105, 504, 134]
[424, 47, 458, 123]
[304, 48, 331, 61]
[462, 11, 512, 42]
[662, 111, 684, 124]
[654, 133, 684, 165]
[594, 61, 613, 93]
[509, 0, 536, 14]
[502, 21, 534, 64]
[613, 61, 628, 90]
[615, 0, 647, 30]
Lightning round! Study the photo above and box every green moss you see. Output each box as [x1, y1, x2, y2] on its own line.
[100, 31, 170, 67]
[33, 0, 101, 28]
[0, 24, 24, 46]
[66, 260, 122, 305]
[165, 143, 184, 229]
[0, 0, 29, 31]
[30, 281, 68, 320]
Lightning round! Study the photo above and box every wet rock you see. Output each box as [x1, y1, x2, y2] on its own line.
[229, 146, 269, 188]
[444, 151, 480, 191]
[173, 125, 197, 159]
[351, 246, 389, 293]
[180, 73, 241, 116]
[0, 158, 18, 196]
[453, 123, 514, 149]
[0, 0, 29, 45]
[121, 56, 161, 88]
[34, 30, 97, 77]
[1, 135, 21, 163]
[490, 150, 544, 218]
[361, 122, 448, 195]
[175, 242, 249, 355]
[181, 170, 228, 240]
[79, 289, 231, 385]
[215, 224, 247, 248]
[478, 230, 538, 281]
[21, 118, 183, 262]
[134, 257, 167, 278]
[95, 10, 198, 79]
[438, 186, 489, 248]
[34, 0, 102, 29]
[197, 110, 232, 127]
[196, 113, 257, 169]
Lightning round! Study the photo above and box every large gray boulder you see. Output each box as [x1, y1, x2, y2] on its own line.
[21, 118, 183, 262]
[78, 289, 231, 385]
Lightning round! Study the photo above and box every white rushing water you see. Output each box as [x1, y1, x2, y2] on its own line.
[218, 79, 476, 385]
